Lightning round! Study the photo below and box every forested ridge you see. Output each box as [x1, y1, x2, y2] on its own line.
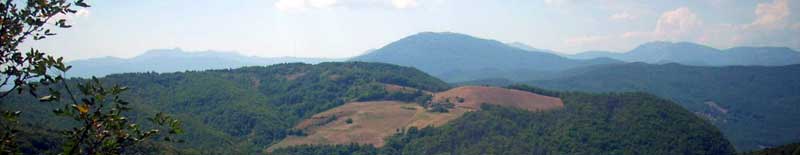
[528, 62, 800, 151]
[271, 85, 736, 155]
[3, 62, 448, 154]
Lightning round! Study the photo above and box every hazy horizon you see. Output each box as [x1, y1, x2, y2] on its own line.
[20, 0, 800, 61]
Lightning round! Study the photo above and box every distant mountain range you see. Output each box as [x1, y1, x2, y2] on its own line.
[505, 42, 563, 55]
[66, 48, 340, 77]
[568, 41, 800, 66]
[350, 32, 621, 82]
[68, 32, 800, 81]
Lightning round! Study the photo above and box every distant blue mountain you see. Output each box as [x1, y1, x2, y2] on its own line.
[351, 32, 621, 82]
[568, 41, 800, 66]
[505, 42, 563, 55]
[66, 48, 339, 77]
[567, 50, 619, 60]
[724, 47, 800, 66]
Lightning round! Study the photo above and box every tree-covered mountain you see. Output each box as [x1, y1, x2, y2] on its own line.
[527, 62, 800, 151]
[4, 62, 449, 154]
[505, 42, 563, 56]
[350, 32, 621, 82]
[66, 48, 339, 77]
[271, 85, 736, 154]
[568, 41, 800, 66]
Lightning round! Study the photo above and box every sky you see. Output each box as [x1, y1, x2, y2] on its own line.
[21, 0, 800, 60]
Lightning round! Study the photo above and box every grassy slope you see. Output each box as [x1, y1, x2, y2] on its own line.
[270, 85, 566, 151]
[268, 101, 469, 151]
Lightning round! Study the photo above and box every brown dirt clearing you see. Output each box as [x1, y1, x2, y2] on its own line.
[433, 86, 563, 111]
[267, 86, 563, 151]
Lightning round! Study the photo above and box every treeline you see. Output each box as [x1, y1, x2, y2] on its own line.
[271, 85, 736, 154]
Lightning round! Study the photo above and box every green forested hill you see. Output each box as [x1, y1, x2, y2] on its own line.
[350, 32, 620, 82]
[527, 63, 800, 151]
[3, 62, 449, 154]
[271, 85, 736, 155]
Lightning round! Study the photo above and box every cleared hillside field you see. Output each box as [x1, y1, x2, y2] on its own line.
[267, 101, 470, 151]
[268, 86, 564, 151]
[434, 86, 564, 111]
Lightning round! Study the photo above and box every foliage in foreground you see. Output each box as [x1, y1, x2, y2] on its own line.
[1, 0, 182, 154]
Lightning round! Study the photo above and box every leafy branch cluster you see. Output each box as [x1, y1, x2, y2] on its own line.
[1, 0, 182, 154]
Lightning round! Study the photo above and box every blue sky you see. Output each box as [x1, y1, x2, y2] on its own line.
[23, 0, 800, 60]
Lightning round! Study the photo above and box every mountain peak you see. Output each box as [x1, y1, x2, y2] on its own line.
[353, 32, 619, 82]
[137, 48, 246, 59]
[507, 42, 534, 49]
[403, 32, 482, 41]
[138, 48, 186, 58]
[380, 32, 507, 52]
[635, 41, 713, 50]
[506, 42, 562, 55]
[413, 31, 468, 36]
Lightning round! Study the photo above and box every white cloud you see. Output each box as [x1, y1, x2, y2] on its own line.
[716, 0, 795, 47]
[274, 0, 339, 12]
[564, 7, 704, 52]
[275, 0, 421, 12]
[606, 7, 702, 42]
[275, 0, 308, 12]
[748, 0, 790, 29]
[310, 0, 338, 8]
[391, 0, 418, 9]
[692, 0, 798, 49]
[565, 0, 800, 53]
[653, 7, 702, 40]
[543, 0, 570, 6]
[50, 8, 91, 24]
[75, 9, 91, 17]
[609, 12, 637, 21]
